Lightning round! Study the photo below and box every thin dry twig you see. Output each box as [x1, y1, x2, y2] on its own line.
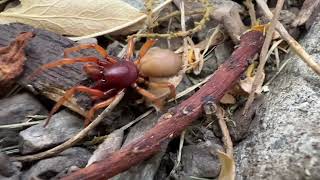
[204, 103, 234, 180]
[243, 0, 284, 115]
[13, 91, 125, 162]
[0, 121, 43, 129]
[244, 0, 257, 26]
[216, 106, 233, 157]
[256, 0, 320, 75]
[144, 0, 154, 31]
[169, 4, 187, 175]
[169, 130, 185, 177]
[180, 0, 189, 68]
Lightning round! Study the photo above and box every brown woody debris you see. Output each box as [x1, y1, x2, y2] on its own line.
[0, 32, 34, 90]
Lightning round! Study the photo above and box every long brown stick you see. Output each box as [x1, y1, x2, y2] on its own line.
[62, 30, 264, 180]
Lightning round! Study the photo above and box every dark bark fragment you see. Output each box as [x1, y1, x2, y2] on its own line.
[0, 23, 102, 115]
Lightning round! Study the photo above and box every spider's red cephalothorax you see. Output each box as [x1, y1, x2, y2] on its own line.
[29, 38, 177, 127]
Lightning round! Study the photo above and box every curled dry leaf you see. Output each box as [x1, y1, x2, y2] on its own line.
[220, 93, 236, 105]
[217, 150, 235, 180]
[239, 75, 264, 95]
[0, 32, 34, 89]
[0, 0, 171, 39]
[187, 47, 203, 75]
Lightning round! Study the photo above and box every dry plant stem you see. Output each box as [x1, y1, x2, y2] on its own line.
[244, 0, 257, 25]
[0, 121, 43, 129]
[131, 0, 211, 39]
[180, 1, 189, 70]
[243, 0, 284, 115]
[145, 0, 154, 30]
[256, 0, 320, 75]
[216, 106, 233, 157]
[13, 91, 125, 162]
[62, 30, 264, 180]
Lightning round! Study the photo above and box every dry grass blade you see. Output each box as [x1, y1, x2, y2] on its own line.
[204, 103, 235, 180]
[13, 91, 125, 162]
[265, 39, 283, 69]
[217, 150, 235, 180]
[215, 106, 233, 157]
[256, 0, 320, 75]
[216, 106, 235, 180]
[244, 0, 256, 25]
[0, 121, 44, 129]
[243, 0, 284, 115]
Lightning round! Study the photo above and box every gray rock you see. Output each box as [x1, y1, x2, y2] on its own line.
[0, 93, 47, 148]
[214, 40, 233, 64]
[106, 40, 123, 57]
[0, 93, 47, 125]
[0, 152, 21, 178]
[0, 173, 20, 180]
[235, 15, 320, 179]
[86, 129, 124, 166]
[180, 141, 221, 178]
[22, 147, 91, 180]
[19, 110, 83, 154]
[112, 113, 164, 180]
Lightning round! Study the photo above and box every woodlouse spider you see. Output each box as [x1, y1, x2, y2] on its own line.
[30, 38, 182, 127]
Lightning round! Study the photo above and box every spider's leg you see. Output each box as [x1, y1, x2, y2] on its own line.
[64, 44, 117, 64]
[44, 86, 105, 127]
[85, 95, 116, 126]
[132, 83, 164, 111]
[27, 57, 101, 80]
[135, 39, 156, 65]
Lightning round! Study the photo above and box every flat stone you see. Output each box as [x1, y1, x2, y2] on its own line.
[180, 141, 221, 178]
[0, 93, 47, 149]
[22, 147, 91, 180]
[0, 93, 47, 125]
[235, 15, 320, 179]
[86, 129, 124, 166]
[19, 110, 83, 154]
[0, 152, 21, 178]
